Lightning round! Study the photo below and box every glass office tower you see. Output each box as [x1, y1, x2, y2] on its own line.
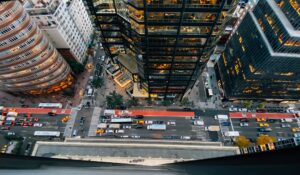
[216, 0, 300, 100]
[86, 0, 238, 100]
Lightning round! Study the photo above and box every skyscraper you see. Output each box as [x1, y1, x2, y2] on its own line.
[215, 0, 300, 100]
[85, 0, 238, 100]
[0, 0, 73, 95]
[24, 0, 94, 64]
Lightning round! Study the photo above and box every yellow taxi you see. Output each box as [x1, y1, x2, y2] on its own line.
[96, 129, 104, 134]
[291, 127, 300, 132]
[259, 123, 269, 127]
[137, 120, 145, 125]
[61, 116, 71, 123]
[256, 118, 267, 122]
[87, 63, 93, 69]
[1, 145, 8, 153]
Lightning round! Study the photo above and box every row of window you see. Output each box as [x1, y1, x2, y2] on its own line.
[0, 1, 20, 21]
[0, 11, 27, 35]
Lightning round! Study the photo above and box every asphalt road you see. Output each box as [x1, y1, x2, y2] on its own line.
[0, 113, 67, 155]
[72, 107, 94, 137]
[231, 118, 299, 140]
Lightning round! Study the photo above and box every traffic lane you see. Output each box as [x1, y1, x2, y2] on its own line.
[194, 109, 229, 117]
[99, 116, 209, 140]
[127, 117, 194, 138]
[8, 114, 67, 137]
[200, 115, 219, 126]
[231, 119, 299, 139]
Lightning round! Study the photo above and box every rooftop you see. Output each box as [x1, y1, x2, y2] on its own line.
[32, 140, 239, 166]
[117, 53, 138, 74]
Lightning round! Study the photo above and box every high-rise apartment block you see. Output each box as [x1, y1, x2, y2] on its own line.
[85, 0, 238, 100]
[215, 0, 300, 100]
[0, 1, 73, 95]
[24, 0, 94, 63]
[68, 0, 94, 44]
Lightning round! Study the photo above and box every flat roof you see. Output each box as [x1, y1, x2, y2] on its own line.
[33, 141, 239, 165]
[118, 54, 138, 74]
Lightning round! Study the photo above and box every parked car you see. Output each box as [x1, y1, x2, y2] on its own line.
[167, 121, 176, 126]
[134, 124, 143, 129]
[34, 118, 40, 122]
[267, 119, 277, 123]
[183, 108, 192, 111]
[122, 125, 131, 129]
[291, 127, 300, 132]
[257, 127, 272, 132]
[115, 129, 125, 133]
[145, 120, 153, 124]
[131, 135, 140, 139]
[240, 122, 249, 127]
[281, 118, 293, 123]
[48, 112, 57, 116]
[181, 136, 191, 140]
[240, 118, 249, 122]
[221, 122, 231, 126]
[294, 132, 300, 138]
[120, 135, 129, 138]
[135, 115, 144, 119]
[258, 123, 269, 127]
[33, 123, 43, 127]
[281, 124, 291, 128]
[229, 107, 238, 112]
[106, 129, 114, 133]
[256, 118, 267, 122]
[1, 126, 10, 130]
[7, 132, 15, 136]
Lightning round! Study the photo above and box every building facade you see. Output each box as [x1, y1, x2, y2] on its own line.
[68, 0, 94, 44]
[0, 1, 73, 95]
[85, 0, 238, 100]
[215, 0, 300, 100]
[24, 0, 93, 63]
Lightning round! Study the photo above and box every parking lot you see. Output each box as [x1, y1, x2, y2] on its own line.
[96, 116, 212, 141]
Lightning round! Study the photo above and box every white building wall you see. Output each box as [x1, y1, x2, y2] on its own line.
[24, 0, 90, 63]
[68, 0, 94, 44]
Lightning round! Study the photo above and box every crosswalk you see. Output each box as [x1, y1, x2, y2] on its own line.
[88, 107, 102, 137]
[63, 108, 78, 137]
[191, 125, 208, 141]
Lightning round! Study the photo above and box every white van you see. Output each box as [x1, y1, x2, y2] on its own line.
[72, 129, 77, 136]
[214, 115, 229, 120]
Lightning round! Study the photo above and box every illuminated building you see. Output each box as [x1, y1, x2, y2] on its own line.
[216, 0, 300, 100]
[0, 1, 73, 95]
[84, 0, 238, 100]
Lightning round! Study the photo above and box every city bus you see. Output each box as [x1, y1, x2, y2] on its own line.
[33, 131, 60, 137]
[38, 103, 63, 108]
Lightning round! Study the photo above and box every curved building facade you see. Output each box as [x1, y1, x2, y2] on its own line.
[0, 1, 73, 95]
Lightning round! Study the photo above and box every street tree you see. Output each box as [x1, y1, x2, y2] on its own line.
[106, 91, 123, 109]
[234, 136, 251, 148]
[126, 98, 139, 108]
[180, 97, 191, 106]
[67, 60, 85, 74]
[91, 78, 104, 89]
[258, 102, 266, 109]
[62, 88, 75, 97]
[162, 100, 172, 106]
[256, 135, 277, 145]
[243, 100, 253, 108]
